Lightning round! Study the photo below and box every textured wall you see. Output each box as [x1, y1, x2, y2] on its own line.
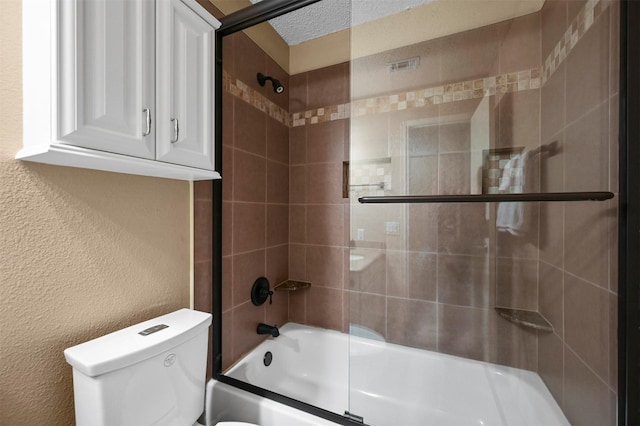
[0, 1, 191, 425]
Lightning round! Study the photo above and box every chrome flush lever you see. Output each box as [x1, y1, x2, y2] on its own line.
[143, 108, 151, 136]
[170, 118, 179, 143]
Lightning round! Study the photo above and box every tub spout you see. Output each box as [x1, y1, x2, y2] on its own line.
[257, 323, 280, 338]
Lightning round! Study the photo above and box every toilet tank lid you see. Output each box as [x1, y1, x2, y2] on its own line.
[64, 309, 212, 377]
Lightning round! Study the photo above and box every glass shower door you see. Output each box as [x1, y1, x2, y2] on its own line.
[348, 61, 496, 426]
[347, 0, 619, 424]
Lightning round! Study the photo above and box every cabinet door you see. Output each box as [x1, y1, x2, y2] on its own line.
[156, 0, 216, 170]
[57, 0, 156, 159]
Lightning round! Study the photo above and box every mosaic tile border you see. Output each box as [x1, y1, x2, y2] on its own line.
[223, 0, 611, 129]
[223, 66, 541, 129]
[291, 67, 541, 127]
[291, 104, 350, 127]
[223, 71, 290, 126]
[351, 68, 541, 118]
[542, 0, 611, 84]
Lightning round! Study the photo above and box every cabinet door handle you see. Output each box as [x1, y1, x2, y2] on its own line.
[171, 118, 179, 143]
[143, 108, 152, 136]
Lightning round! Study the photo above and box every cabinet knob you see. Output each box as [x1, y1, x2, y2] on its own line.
[171, 118, 179, 143]
[143, 108, 152, 136]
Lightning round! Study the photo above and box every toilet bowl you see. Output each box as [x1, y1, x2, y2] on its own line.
[64, 309, 258, 426]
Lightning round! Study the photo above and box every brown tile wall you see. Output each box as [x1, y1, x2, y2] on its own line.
[288, 63, 351, 333]
[537, 1, 619, 425]
[222, 32, 290, 370]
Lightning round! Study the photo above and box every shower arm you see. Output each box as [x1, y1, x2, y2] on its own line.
[358, 191, 614, 204]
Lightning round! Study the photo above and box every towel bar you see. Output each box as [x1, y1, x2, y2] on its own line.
[358, 191, 614, 204]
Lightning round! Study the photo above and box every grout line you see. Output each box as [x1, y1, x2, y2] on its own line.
[564, 340, 616, 393]
[563, 268, 614, 293]
[564, 98, 610, 131]
[230, 145, 290, 166]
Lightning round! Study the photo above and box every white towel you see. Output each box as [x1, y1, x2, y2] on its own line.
[497, 197, 524, 236]
[498, 155, 520, 192]
[497, 152, 538, 236]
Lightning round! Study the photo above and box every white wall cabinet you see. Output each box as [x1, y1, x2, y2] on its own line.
[19, 0, 221, 181]
[156, 0, 216, 170]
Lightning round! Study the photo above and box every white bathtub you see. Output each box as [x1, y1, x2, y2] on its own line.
[208, 323, 569, 426]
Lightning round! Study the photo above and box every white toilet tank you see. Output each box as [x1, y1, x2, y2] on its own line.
[64, 309, 212, 426]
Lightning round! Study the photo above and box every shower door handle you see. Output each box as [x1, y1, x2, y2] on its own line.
[170, 118, 179, 143]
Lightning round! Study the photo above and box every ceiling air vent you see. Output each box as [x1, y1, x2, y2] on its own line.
[387, 57, 420, 73]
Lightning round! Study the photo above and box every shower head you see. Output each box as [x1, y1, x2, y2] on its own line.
[257, 72, 285, 94]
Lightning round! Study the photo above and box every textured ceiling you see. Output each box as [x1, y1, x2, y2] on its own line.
[250, 0, 434, 45]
